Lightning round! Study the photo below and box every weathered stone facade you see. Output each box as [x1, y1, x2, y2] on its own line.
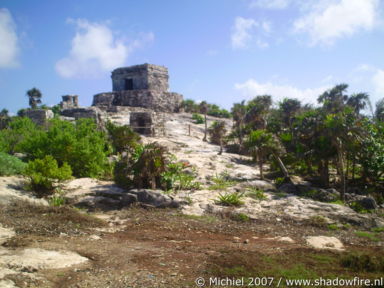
[60, 95, 79, 109]
[60, 107, 105, 128]
[92, 64, 183, 113]
[24, 109, 54, 126]
[129, 112, 165, 136]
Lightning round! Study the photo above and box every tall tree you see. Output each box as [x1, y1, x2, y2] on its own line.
[26, 88, 42, 109]
[375, 99, 384, 122]
[208, 121, 227, 155]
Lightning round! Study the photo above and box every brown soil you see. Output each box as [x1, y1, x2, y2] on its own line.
[1, 203, 383, 288]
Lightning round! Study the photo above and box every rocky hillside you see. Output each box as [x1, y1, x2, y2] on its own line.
[0, 112, 383, 288]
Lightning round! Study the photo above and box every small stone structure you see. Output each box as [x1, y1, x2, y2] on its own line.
[60, 95, 78, 109]
[92, 64, 183, 113]
[24, 109, 54, 126]
[129, 112, 165, 136]
[60, 107, 105, 128]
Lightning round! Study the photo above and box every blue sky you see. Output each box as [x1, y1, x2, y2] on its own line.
[1, 0, 384, 113]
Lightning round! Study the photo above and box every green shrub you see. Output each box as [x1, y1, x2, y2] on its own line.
[354, 231, 379, 242]
[349, 201, 371, 214]
[192, 113, 204, 124]
[274, 177, 285, 186]
[25, 155, 72, 196]
[0, 152, 26, 176]
[216, 192, 244, 206]
[114, 143, 169, 189]
[106, 122, 141, 154]
[21, 118, 111, 178]
[0, 117, 40, 154]
[328, 224, 339, 230]
[161, 161, 201, 191]
[49, 195, 66, 207]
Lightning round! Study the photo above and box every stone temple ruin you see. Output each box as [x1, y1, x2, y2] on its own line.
[92, 64, 183, 113]
[25, 64, 183, 136]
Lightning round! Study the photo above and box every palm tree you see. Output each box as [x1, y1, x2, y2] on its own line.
[317, 84, 348, 113]
[208, 121, 227, 155]
[231, 100, 247, 149]
[245, 129, 289, 180]
[375, 99, 384, 122]
[347, 93, 370, 115]
[26, 88, 42, 109]
[0, 108, 10, 129]
[245, 95, 272, 130]
[199, 101, 208, 141]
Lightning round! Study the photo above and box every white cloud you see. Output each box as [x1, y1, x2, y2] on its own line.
[249, 0, 290, 10]
[0, 8, 19, 68]
[235, 79, 329, 105]
[56, 19, 154, 78]
[231, 17, 271, 49]
[294, 0, 379, 46]
[373, 69, 384, 99]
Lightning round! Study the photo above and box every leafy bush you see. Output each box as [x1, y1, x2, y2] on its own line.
[49, 195, 66, 207]
[114, 142, 169, 189]
[25, 155, 72, 196]
[192, 113, 204, 124]
[161, 161, 201, 191]
[21, 118, 111, 178]
[106, 122, 141, 154]
[0, 152, 26, 176]
[0, 117, 40, 154]
[216, 192, 244, 206]
[349, 201, 371, 214]
[274, 177, 285, 186]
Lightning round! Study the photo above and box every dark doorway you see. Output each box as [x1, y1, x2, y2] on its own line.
[125, 79, 133, 90]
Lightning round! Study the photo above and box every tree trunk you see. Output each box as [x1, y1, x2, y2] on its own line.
[273, 153, 291, 182]
[319, 159, 330, 187]
[258, 150, 264, 180]
[345, 151, 349, 183]
[218, 138, 223, 155]
[352, 156, 356, 181]
[203, 113, 207, 142]
[336, 139, 346, 201]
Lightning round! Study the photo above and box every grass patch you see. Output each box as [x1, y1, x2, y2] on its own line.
[208, 173, 236, 191]
[328, 224, 339, 231]
[180, 214, 217, 224]
[341, 253, 384, 272]
[354, 231, 380, 242]
[329, 200, 344, 205]
[216, 192, 244, 206]
[246, 187, 267, 201]
[307, 215, 328, 228]
[371, 227, 384, 233]
[231, 213, 250, 222]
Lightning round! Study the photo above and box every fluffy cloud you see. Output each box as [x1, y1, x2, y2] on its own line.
[235, 79, 329, 105]
[56, 19, 154, 78]
[0, 8, 19, 68]
[231, 17, 270, 49]
[372, 69, 384, 99]
[249, 0, 290, 10]
[294, 0, 379, 46]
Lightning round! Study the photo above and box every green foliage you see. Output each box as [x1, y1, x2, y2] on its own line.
[232, 213, 250, 222]
[208, 173, 236, 190]
[26, 87, 42, 109]
[328, 224, 339, 230]
[25, 155, 72, 196]
[274, 177, 285, 186]
[106, 122, 141, 154]
[114, 142, 169, 189]
[341, 253, 384, 272]
[161, 161, 201, 191]
[0, 117, 40, 154]
[192, 113, 204, 124]
[208, 120, 227, 145]
[349, 201, 371, 214]
[49, 194, 66, 207]
[371, 227, 384, 233]
[216, 192, 244, 206]
[246, 187, 267, 200]
[0, 152, 26, 176]
[21, 118, 111, 178]
[354, 231, 379, 242]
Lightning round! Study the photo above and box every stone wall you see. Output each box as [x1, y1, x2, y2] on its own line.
[24, 109, 54, 126]
[93, 90, 183, 113]
[60, 107, 105, 128]
[111, 64, 169, 92]
[129, 112, 165, 136]
[60, 95, 79, 109]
